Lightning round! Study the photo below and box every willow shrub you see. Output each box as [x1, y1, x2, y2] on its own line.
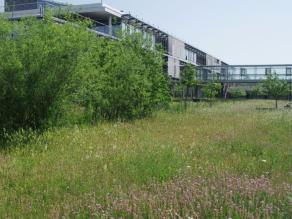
[62, 32, 170, 123]
[0, 16, 170, 138]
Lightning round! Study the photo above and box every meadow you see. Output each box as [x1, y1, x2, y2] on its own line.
[0, 100, 291, 218]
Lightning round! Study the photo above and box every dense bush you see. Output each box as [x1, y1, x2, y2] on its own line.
[228, 87, 246, 99]
[0, 16, 170, 137]
[202, 82, 222, 107]
[63, 33, 170, 122]
[248, 85, 264, 98]
[0, 16, 93, 132]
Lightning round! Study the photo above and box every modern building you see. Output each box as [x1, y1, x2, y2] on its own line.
[1, 0, 226, 80]
[3, 0, 64, 11]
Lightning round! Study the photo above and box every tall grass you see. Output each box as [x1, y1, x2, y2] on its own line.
[0, 100, 291, 218]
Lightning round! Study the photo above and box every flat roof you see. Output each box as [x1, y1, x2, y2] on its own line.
[122, 14, 168, 38]
[71, 3, 123, 18]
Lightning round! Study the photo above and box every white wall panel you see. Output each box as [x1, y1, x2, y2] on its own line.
[168, 36, 185, 60]
[168, 56, 180, 79]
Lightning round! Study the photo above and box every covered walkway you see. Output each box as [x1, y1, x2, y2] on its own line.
[196, 65, 292, 83]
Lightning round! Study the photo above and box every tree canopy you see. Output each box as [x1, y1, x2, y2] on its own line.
[263, 73, 289, 108]
[180, 63, 196, 89]
[0, 16, 170, 138]
[202, 82, 222, 107]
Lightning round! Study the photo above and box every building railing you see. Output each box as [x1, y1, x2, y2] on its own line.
[0, 2, 45, 18]
[0, 1, 118, 37]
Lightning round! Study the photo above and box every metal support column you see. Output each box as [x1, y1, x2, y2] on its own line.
[289, 73, 292, 101]
[108, 15, 113, 36]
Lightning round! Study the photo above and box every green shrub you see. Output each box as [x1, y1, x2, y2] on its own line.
[0, 16, 96, 133]
[67, 33, 170, 121]
[0, 16, 170, 137]
[202, 82, 222, 106]
[249, 85, 264, 98]
[228, 87, 246, 99]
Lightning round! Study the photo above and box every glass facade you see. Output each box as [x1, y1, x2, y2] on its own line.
[185, 49, 196, 63]
[196, 65, 292, 82]
[240, 68, 247, 76]
[286, 67, 291, 76]
[265, 68, 272, 75]
[185, 44, 207, 66]
[195, 50, 207, 66]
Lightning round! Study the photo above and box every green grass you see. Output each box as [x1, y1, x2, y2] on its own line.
[0, 100, 292, 218]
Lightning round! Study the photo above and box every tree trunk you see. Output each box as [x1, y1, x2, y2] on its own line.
[181, 90, 184, 111]
[276, 99, 278, 109]
[224, 83, 229, 100]
[191, 87, 193, 100]
[184, 87, 188, 110]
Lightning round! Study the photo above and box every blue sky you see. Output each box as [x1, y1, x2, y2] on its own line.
[1, 0, 292, 64]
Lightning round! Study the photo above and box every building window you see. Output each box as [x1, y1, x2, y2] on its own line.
[286, 68, 292, 76]
[240, 68, 247, 76]
[265, 68, 271, 75]
[190, 52, 194, 62]
[221, 68, 227, 76]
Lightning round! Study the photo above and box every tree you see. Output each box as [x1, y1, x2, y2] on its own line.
[180, 63, 197, 108]
[0, 16, 96, 133]
[202, 82, 222, 107]
[263, 72, 289, 109]
[66, 32, 170, 121]
[0, 16, 170, 140]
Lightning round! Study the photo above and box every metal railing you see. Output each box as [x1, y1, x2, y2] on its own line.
[0, 1, 71, 18]
[0, 2, 45, 18]
[0, 1, 120, 37]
